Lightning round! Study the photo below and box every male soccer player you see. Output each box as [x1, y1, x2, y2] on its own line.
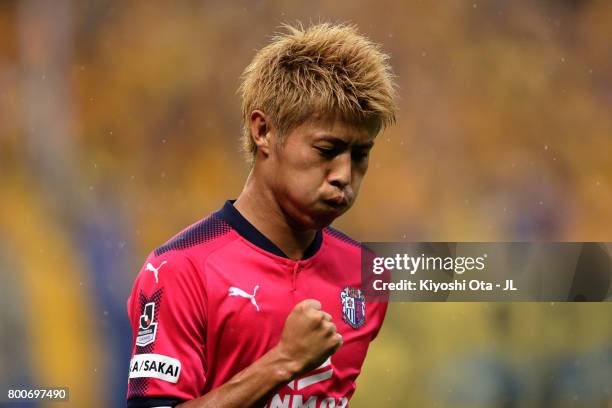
[126, 22, 397, 408]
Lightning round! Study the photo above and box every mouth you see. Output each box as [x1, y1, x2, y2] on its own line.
[323, 195, 351, 209]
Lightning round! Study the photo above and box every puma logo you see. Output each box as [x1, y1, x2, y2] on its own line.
[145, 261, 167, 284]
[228, 285, 260, 311]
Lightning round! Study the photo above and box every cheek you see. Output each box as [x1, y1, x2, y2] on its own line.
[283, 167, 327, 198]
[278, 150, 326, 185]
[351, 164, 368, 192]
[275, 157, 329, 203]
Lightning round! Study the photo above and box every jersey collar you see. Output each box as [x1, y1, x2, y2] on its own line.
[215, 200, 323, 260]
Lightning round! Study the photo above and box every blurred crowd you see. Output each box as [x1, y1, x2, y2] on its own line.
[0, 1, 611, 407]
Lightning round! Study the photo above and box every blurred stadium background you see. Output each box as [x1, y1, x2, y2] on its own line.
[1, 1, 611, 407]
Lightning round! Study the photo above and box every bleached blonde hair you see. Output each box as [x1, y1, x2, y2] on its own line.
[238, 22, 397, 162]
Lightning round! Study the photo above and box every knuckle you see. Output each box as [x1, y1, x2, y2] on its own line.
[324, 322, 336, 335]
[310, 300, 322, 310]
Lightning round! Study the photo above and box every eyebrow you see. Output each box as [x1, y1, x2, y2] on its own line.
[315, 135, 374, 149]
[355, 141, 375, 149]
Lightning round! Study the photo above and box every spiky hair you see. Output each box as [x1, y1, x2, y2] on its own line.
[238, 22, 397, 162]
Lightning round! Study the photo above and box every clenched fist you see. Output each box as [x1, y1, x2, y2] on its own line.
[274, 299, 342, 377]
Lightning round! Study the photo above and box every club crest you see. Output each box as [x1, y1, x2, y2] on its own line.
[341, 287, 366, 329]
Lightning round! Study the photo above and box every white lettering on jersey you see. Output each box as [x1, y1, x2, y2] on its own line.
[265, 395, 348, 408]
[129, 353, 181, 383]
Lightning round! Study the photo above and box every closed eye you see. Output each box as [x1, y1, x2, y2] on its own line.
[315, 146, 338, 158]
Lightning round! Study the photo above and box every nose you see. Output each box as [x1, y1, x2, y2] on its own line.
[328, 152, 352, 189]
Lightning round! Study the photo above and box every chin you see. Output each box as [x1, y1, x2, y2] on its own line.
[308, 205, 351, 229]
[284, 197, 351, 230]
[310, 215, 336, 229]
[287, 207, 334, 230]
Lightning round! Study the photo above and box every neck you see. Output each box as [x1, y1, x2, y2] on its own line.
[234, 171, 317, 261]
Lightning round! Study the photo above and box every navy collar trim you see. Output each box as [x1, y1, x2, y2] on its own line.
[214, 200, 323, 260]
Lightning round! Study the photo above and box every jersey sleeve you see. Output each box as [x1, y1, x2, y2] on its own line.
[126, 251, 207, 407]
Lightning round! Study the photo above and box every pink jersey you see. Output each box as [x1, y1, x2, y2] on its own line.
[126, 201, 387, 408]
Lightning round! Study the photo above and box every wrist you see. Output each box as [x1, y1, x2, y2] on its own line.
[268, 344, 301, 383]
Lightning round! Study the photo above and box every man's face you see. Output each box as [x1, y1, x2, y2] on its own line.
[266, 116, 376, 229]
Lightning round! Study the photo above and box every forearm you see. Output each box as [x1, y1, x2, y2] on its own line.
[176, 346, 298, 408]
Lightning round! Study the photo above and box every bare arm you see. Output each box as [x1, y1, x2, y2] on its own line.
[177, 299, 342, 408]
[177, 344, 293, 407]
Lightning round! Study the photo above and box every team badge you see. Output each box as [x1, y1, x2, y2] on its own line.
[341, 287, 366, 329]
[136, 302, 158, 347]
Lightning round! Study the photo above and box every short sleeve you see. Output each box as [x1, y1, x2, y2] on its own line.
[126, 251, 207, 407]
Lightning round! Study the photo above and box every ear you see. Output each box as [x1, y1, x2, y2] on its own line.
[249, 110, 272, 156]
